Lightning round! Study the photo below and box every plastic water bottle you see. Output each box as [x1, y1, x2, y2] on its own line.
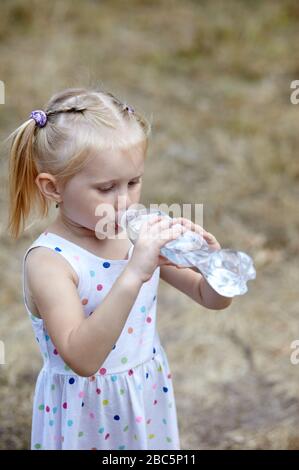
[120, 208, 256, 298]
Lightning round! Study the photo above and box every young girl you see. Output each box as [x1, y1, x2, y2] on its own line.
[6, 86, 232, 451]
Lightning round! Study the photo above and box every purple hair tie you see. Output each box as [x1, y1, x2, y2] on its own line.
[123, 103, 135, 114]
[30, 109, 47, 128]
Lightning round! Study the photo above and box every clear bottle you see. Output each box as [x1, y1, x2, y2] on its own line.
[120, 207, 256, 298]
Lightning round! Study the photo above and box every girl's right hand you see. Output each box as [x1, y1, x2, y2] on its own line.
[126, 214, 188, 283]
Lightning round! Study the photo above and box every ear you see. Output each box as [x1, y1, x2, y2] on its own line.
[35, 173, 61, 204]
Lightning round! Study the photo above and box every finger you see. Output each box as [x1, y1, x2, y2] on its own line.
[145, 213, 163, 225]
[139, 214, 163, 234]
[174, 217, 209, 236]
[157, 224, 188, 245]
[158, 255, 180, 267]
[149, 216, 174, 236]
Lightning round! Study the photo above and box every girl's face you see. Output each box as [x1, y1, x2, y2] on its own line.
[58, 140, 146, 239]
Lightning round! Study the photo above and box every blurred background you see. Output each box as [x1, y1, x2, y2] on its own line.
[0, 0, 299, 450]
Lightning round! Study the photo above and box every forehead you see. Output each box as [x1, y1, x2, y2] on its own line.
[80, 140, 146, 183]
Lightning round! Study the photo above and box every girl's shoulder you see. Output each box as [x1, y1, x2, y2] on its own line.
[25, 244, 79, 287]
[23, 244, 80, 319]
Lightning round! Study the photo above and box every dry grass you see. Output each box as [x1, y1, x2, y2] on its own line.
[0, 0, 299, 449]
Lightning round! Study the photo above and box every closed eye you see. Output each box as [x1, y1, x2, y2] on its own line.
[98, 181, 141, 192]
[128, 180, 140, 187]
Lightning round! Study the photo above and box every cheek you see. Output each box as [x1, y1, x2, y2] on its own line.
[90, 192, 116, 222]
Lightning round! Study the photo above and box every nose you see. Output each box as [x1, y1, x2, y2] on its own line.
[115, 195, 131, 224]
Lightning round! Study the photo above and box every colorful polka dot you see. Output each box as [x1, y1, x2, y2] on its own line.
[103, 262, 110, 268]
[128, 327, 133, 334]
[98, 427, 104, 434]
[38, 404, 44, 411]
[163, 387, 168, 393]
[99, 368, 106, 375]
[97, 284, 103, 291]
[82, 298, 88, 305]
[102, 399, 109, 406]
[140, 306, 146, 313]
[114, 415, 120, 421]
[121, 357, 128, 364]
[69, 377, 75, 384]
[111, 375, 117, 382]
[54, 247, 62, 252]
[146, 316, 152, 323]
[67, 420, 73, 427]
[53, 349, 58, 355]
[62, 402, 67, 409]
[89, 270, 95, 277]
[34, 443, 42, 449]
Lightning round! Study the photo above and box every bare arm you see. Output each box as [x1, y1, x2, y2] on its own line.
[160, 264, 233, 310]
[26, 248, 143, 377]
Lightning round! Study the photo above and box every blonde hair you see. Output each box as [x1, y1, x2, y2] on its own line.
[5, 86, 152, 239]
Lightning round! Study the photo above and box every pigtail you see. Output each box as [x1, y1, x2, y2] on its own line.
[5, 86, 152, 240]
[6, 118, 48, 239]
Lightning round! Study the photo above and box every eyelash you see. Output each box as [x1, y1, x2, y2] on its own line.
[99, 181, 140, 192]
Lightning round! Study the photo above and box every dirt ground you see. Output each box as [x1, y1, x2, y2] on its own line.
[0, 0, 299, 449]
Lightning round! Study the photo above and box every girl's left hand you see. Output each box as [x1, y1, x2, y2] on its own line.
[173, 217, 221, 251]
[158, 216, 221, 268]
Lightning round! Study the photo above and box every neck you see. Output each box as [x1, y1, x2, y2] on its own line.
[50, 212, 123, 244]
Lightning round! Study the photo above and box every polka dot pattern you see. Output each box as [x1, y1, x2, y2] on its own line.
[25, 231, 180, 450]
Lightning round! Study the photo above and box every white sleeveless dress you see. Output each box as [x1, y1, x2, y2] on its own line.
[22, 231, 181, 450]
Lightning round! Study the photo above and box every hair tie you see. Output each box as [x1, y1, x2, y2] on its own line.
[30, 109, 47, 128]
[123, 103, 135, 114]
